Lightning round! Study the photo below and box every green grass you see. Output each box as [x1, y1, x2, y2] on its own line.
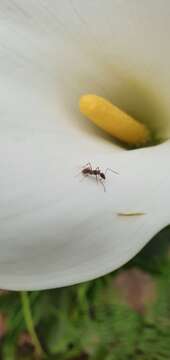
[0, 226, 170, 360]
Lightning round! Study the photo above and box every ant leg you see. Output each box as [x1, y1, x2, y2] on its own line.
[75, 171, 82, 178]
[95, 167, 100, 184]
[80, 174, 89, 182]
[99, 179, 106, 192]
[82, 162, 93, 171]
[105, 168, 119, 176]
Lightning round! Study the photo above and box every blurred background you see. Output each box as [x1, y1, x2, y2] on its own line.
[0, 225, 170, 360]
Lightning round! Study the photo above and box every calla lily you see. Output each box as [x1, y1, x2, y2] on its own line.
[0, 0, 170, 290]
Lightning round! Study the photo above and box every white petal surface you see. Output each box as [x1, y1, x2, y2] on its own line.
[0, 0, 170, 289]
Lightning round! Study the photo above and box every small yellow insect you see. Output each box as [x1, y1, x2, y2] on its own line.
[117, 212, 146, 217]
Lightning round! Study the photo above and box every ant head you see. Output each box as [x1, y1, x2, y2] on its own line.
[100, 173, 105, 180]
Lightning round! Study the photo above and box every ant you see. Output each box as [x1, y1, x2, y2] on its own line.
[81, 162, 118, 191]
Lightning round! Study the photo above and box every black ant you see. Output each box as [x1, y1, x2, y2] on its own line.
[81, 162, 118, 191]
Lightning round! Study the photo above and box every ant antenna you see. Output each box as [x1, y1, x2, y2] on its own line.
[105, 168, 119, 175]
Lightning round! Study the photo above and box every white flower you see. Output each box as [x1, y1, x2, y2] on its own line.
[0, 0, 170, 290]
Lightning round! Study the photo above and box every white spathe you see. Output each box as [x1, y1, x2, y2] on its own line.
[0, 0, 170, 290]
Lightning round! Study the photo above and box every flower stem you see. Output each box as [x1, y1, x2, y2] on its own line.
[20, 291, 45, 358]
